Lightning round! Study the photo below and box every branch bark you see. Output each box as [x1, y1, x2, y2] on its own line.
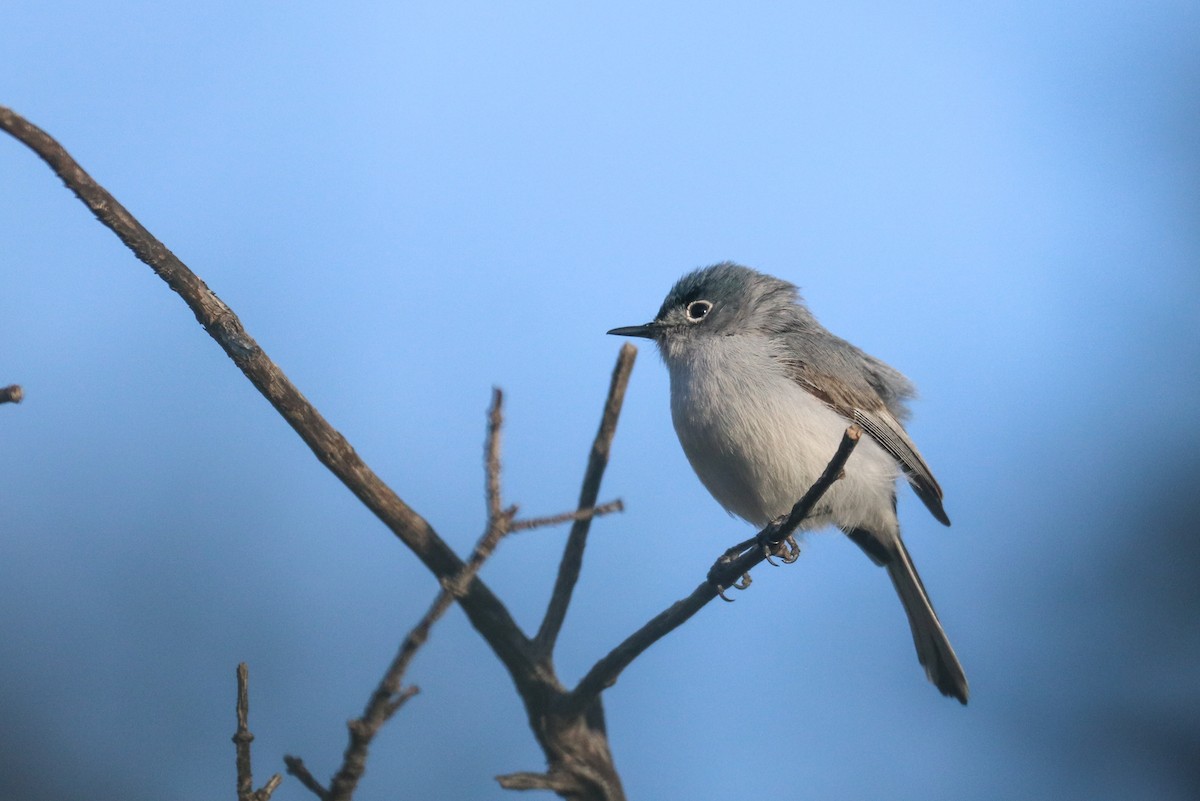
[534, 344, 636, 657]
[234, 663, 282, 801]
[290, 389, 520, 801]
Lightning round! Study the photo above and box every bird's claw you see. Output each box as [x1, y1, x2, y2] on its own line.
[714, 571, 753, 602]
[756, 527, 801, 565]
[777, 534, 801, 563]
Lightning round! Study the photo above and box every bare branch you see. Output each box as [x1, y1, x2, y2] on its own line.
[486, 387, 505, 522]
[497, 771, 585, 794]
[382, 685, 421, 718]
[0, 385, 22, 404]
[511, 499, 624, 533]
[534, 343, 637, 656]
[0, 104, 540, 688]
[255, 775, 283, 801]
[283, 757, 330, 801]
[569, 426, 862, 705]
[754, 425, 862, 548]
[234, 665, 254, 801]
[292, 391, 519, 801]
[233, 663, 282, 801]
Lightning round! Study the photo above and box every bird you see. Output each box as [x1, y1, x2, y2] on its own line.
[608, 262, 968, 704]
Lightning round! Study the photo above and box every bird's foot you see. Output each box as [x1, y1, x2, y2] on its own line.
[758, 522, 801, 565]
[709, 543, 756, 601]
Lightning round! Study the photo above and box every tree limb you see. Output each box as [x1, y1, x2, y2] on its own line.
[534, 344, 636, 657]
[306, 389, 518, 801]
[234, 663, 282, 801]
[497, 770, 586, 794]
[511, 500, 624, 533]
[282, 757, 329, 801]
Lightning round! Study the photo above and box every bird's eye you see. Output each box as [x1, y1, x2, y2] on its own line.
[685, 300, 713, 322]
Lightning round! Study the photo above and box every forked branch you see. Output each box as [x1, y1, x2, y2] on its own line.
[234, 664, 282, 801]
[285, 390, 522, 801]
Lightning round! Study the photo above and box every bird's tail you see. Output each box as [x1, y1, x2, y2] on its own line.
[886, 537, 969, 704]
[847, 527, 969, 704]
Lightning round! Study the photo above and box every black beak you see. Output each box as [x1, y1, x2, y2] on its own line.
[606, 323, 657, 339]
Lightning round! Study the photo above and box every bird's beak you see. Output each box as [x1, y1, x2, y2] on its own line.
[606, 322, 657, 339]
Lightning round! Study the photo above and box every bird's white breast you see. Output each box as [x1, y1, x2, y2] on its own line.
[664, 335, 900, 534]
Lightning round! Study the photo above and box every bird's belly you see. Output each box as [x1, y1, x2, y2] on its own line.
[669, 366, 899, 531]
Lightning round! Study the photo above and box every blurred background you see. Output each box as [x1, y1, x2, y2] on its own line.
[3, 2, 1198, 799]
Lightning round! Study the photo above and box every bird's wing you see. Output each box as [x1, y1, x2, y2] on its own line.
[851, 406, 949, 526]
[783, 353, 951, 527]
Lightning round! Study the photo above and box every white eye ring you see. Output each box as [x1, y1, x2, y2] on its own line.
[685, 299, 712, 322]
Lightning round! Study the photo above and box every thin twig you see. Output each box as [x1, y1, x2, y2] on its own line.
[233, 663, 282, 801]
[0, 104, 538, 686]
[755, 425, 861, 547]
[511, 499, 624, 532]
[283, 757, 330, 801]
[256, 775, 284, 801]
[568, 426, 861, 706]
[534, 343, 637, 656]
[0, 385, 23, 404]
[234, 665, 254, 801]
[295, 391, 518, 801]
[486, 387, 504, 522]
[496, 770, 585, 794]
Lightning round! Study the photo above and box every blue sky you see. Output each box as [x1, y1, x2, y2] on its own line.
[3, 3, 1199, 799]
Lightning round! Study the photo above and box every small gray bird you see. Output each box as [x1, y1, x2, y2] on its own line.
[608, 262, 968, 704]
